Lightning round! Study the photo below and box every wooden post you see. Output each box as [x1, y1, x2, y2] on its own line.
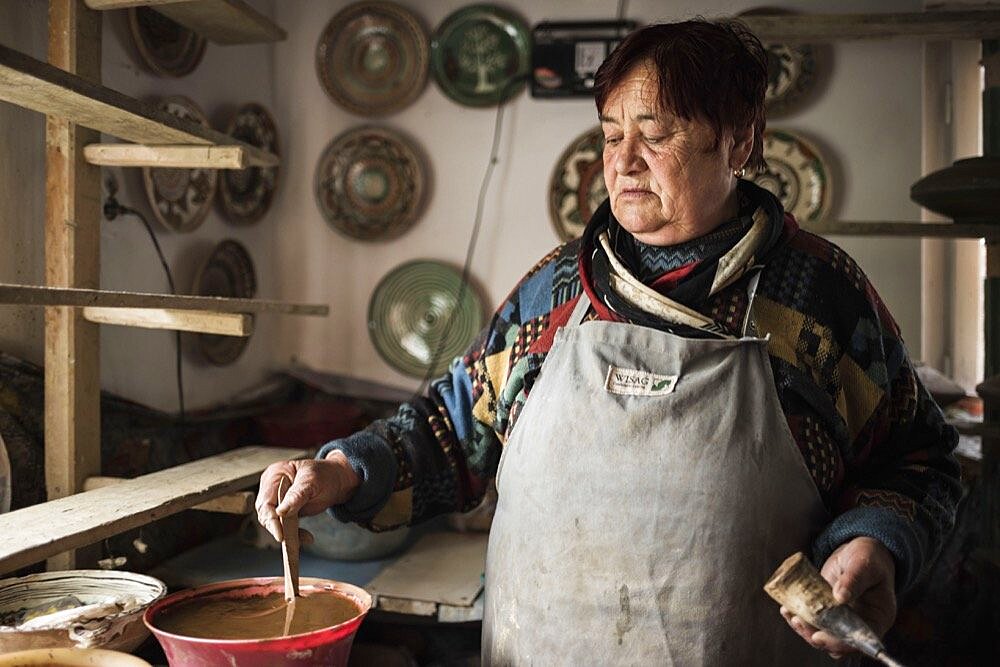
[982, 39, 1000, 555]
[45, 0, 102, 570]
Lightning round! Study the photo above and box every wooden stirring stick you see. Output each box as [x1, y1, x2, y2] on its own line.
[276, 476, 300, 635]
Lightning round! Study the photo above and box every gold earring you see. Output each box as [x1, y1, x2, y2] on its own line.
[733, 167, 746, 179]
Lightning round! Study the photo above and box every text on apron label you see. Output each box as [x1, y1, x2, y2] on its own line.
[604, 365, 679, 396]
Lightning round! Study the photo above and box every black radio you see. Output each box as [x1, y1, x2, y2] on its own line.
[531, 21, 637, 98]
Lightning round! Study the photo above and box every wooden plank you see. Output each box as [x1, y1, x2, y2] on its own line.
[84, 0, 286, 44]
[83, 306, 253, 336]
[0, 43, 277, 165]
[807, 220, 1000, 239]
[45, 0, 103, 572]
[738, 10, 1000, 43]
[84, 143, 277, 169]
[83, 476, 254, 514]
[0, 284, 328, 316]
[0, 446, 307, 575]
[366, 532, 487, 607]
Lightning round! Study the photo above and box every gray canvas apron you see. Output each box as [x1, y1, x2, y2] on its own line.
[483, 292, 832, 666]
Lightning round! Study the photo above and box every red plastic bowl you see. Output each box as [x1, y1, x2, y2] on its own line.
[143, 577, 372, 667]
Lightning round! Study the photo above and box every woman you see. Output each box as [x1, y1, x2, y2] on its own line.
[258, 19, 960, 665]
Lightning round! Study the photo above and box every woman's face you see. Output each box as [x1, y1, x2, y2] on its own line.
[600, 61, 752, 246]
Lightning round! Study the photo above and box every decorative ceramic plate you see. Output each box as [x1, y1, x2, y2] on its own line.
[740, 8, 817, 117]
[314, 126, 426, 241]
[316, 1, 429, 116]
[752, 129, 831, 224]
[549, 126, 607, 241]
[193, 240, 256, 366]
[218, 103, 280, 225]
[128, 7, 206, 78]
[430, 4, 530, 107]
[142, 97, 218, 232]
[368, 260, 483, 377]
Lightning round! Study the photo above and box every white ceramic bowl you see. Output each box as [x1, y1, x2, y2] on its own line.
[0, 570, 166, 654]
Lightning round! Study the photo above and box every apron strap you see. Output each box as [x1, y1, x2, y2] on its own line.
[568, 292, 592, 328]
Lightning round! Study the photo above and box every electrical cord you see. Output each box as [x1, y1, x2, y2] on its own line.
[414, 74, 529, 398]
[103, 188, 186, 422]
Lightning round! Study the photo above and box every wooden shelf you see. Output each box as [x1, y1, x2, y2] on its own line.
[0, 446, 306, 575]
[84, 143, 277, 169]
[83, 476, 254, 514]
[738, 9, 1000, 43]
[0, 284, 328, 317]
[807, 220, 1000, 240]
[0, 44, 278, 165]
[82, 307, 253, 336]
[84, 0, 286, 45]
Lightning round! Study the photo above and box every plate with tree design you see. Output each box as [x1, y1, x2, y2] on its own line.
[430, 4, 530, 107]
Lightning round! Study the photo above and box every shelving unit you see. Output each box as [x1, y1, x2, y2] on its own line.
[83, 0, 286, 45]
[742, 8, 1000, 560]
[0, 0, 308, 573]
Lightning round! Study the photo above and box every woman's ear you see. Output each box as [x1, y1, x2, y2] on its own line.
[729, 127, 754, 171]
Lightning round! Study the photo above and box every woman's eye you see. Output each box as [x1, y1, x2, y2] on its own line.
[645, 135, 665, 144]
[603, 137, 621, 146]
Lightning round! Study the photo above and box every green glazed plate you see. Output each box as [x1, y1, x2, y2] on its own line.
[430, 4, 530, 107]
[316, 1, 429, 116]
[368, 260, 484, 377]
[314, 126, 427, 241]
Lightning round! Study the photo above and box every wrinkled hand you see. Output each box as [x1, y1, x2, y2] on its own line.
[255, 451, 361, 543]
[780, 536, 897, 660]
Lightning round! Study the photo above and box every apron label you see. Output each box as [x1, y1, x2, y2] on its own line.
[604, 366, 678, 396]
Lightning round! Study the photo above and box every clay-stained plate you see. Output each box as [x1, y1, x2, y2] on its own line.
[193, 240, 256, 366]
[314, 126, 426, 241]
[218, 103, 280, 225]
[368, 260, 483, 377]
[753, 129, 831, 224]
[430, 4, 530, 107]
[128, 7, 206, 78]
[142, 97, 218, 233]
[316, 1, 429, 116]
[549, 126, 607, 242]
[740, 7, 818, 118]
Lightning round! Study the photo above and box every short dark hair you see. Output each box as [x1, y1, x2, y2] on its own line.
[594, 19, 768, 172]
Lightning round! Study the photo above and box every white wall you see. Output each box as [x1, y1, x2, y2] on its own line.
[0, 0, 928, 408]
[271, 0, 926, 391]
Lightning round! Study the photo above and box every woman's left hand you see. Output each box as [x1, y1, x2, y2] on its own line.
[779, 536, 897, 659]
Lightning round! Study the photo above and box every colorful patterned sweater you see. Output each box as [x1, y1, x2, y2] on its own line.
[320, 186, 961, 594]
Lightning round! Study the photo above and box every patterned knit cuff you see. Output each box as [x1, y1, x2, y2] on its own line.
[316, 432, 398, 523]
[812, 505, 926, 595]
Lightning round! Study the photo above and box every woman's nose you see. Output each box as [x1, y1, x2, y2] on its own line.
[614, 136, 645, 175]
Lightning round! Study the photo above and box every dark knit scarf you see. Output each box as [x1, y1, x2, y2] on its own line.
[579, 179, 788, 337]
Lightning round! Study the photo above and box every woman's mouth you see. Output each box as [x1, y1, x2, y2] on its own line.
[619, 188, 653, 199]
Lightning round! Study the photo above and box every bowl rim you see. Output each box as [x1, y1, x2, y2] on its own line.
[143, 576, 372, 646]
[0, 569, 167, 633]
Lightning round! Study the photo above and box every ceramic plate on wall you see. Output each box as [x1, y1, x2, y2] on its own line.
[740, 8, 817, 118]
[430, 4, 530, 107]
[314, 126, 426, 241]
[128, 7, 206, 78]
[193, 240, 256, 366]
[316, 1, 429, 116]
[218, 103, 280, 225]
[142, 97, 218, 232]
[368, 260, 483, 377]
[549, 126, 607, 242]
[753, 129, 831, 224]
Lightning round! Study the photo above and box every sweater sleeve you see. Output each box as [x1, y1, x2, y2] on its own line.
[316, 247, 569, 531]
[810, 276, 962, 594]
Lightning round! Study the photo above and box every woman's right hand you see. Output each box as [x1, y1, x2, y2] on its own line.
[255, 450, 361, 542]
